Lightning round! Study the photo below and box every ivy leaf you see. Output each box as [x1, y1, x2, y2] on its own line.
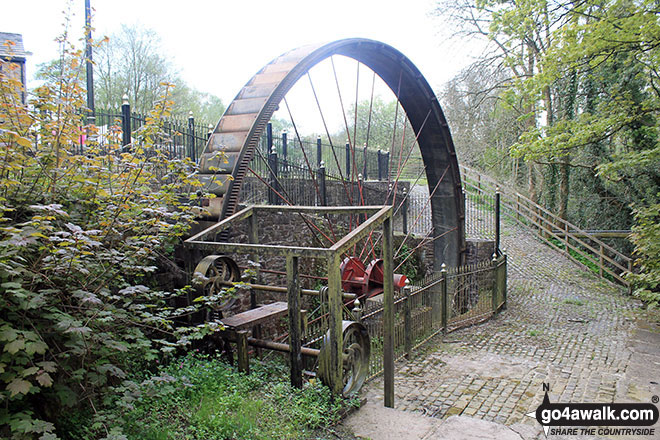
[7, 378, 32, 396]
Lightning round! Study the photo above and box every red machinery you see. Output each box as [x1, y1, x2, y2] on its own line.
[340, 256, 407, 299]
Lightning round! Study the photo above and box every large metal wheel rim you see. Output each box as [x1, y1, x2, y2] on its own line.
[202, 38, 465, 268]
[318, 320, 371, 396]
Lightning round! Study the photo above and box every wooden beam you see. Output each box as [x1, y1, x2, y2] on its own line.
[287, 255, 303, 389]
[383, 215, 394, 408]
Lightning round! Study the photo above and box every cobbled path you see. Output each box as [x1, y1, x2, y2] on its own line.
[359, 218, 660, 439]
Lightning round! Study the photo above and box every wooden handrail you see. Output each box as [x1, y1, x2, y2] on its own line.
[459, 164, 632, 286]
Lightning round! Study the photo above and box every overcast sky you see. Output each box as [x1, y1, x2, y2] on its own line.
[3, 0, 483, 132]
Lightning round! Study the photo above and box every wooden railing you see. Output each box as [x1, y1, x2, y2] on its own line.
[459, 165, 632, 287]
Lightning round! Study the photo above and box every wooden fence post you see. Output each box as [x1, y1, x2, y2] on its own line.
[236, 330, 250, 374]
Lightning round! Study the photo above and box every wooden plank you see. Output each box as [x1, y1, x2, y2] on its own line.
[184, 205, 253, 243]
[221, 301, 288, 330]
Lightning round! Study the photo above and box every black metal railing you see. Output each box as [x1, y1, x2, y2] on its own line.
[81, 104, 212, 161]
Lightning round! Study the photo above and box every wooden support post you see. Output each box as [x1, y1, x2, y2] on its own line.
[236, 330, 249, 374]
[286, 255, 302, 389]
[599, 244, 604, 278]
[627, 259, 633, 295]
[247, 211, 262, 356]
[441, 264, 448, 333]
[247, 212, 260, 282]
[326, 253, 343, 395]
[403, 282, 412, 360]
[383, 213, 395, 408]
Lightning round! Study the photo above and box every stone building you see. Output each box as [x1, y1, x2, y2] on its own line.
[0, 32, 30, 104]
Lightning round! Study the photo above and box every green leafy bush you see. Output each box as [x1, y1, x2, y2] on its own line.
[0, 32, 216, 439]
[627, 201, 660, 307]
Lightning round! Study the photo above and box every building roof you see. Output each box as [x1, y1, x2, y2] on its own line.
[0, 32, 29, 61]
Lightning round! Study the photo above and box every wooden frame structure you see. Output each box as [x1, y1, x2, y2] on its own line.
[184, 204, 396, 406]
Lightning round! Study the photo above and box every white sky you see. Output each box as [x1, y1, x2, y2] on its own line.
[3, 0, 483, 132]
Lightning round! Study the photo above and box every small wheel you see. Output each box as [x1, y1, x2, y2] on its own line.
[192, 255, 241, 314]
[318, 320, 370, 396]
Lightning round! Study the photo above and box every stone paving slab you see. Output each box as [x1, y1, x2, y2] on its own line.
[343, 218, 660, 439]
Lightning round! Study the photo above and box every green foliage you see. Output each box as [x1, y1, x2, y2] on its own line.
[394, 243, 421, 283]
[0, 29, 223, 439]
[58, 354, 357, 440]
[436, 0, 660, 296]
[626, 201, 660, 307]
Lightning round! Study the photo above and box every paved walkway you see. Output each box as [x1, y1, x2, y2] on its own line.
[343, 218, 660, 439]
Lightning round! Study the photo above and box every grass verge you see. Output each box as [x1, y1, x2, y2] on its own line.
[59, 354, 360, 440]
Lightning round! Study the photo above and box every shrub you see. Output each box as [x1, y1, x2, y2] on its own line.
[0, 30, 217, 439]
[81, 354, 357, 440]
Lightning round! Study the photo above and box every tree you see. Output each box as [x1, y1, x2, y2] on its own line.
[439, 62, 523, 180]
[434, 0, 660, 303]
[94, 24, 224, 121]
